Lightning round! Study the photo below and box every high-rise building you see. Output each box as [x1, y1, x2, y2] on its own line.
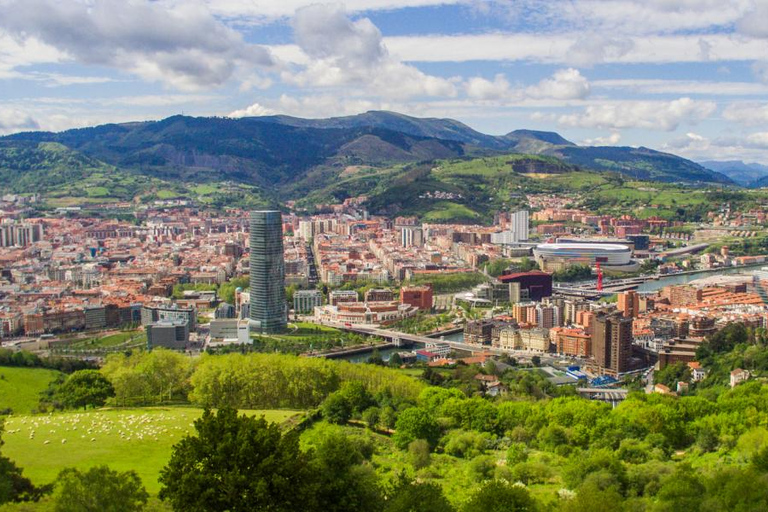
[591, 312, 633, 376]
[617, 291, 639, 318]
[512, 210, 529, 242]
[249, 211, 287, 333]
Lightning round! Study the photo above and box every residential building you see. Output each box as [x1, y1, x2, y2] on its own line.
[592, 312, 633, 376]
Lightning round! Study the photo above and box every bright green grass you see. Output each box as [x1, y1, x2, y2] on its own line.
[156, 189, 183, 199]
[85, 186, 110, 197]
[192, 184, 218, 195]
[67, 330, 145, 349]
[423, 201, 480, 222]
[0, 367, 61, 414]
[288, 322, 339, 333]
[2, 407, 302, 494]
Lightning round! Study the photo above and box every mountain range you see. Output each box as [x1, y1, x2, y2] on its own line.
[699, 160, 768, 187]
[0, 111, 737, 205]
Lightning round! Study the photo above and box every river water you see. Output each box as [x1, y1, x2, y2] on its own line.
[635, 264, 767, 292]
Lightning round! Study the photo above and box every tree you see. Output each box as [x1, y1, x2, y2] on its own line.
[362, 407, 380, 428]
[408, 439, 431, 470]
[55, 370, 114, 410]
[384, 474, 454, 512]
[308, 429, 382, 512]
[389, 352, 403, 368]
[322, 391, 353, 424]
[54, 466, 148, 512]
[462, 480, 538, 512]
[393, 407, 441, 450]
[159, 408, 315, 511]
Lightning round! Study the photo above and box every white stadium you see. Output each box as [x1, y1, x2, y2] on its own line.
[533, 242, 636, 270]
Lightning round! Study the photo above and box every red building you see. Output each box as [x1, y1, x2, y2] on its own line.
[400, 285, 433, 311]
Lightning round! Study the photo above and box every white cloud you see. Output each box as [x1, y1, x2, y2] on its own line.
[285, 4, 456, 98]
[464, 74, 512, 100]
[228, 102, 276, 118]
[746, 132, 768, 148]
[581, 132, 622, 146]
[737, 1, 768, 39]
[0, 108, 40, 134]
[593, 79, 768, 96]
[558, 98, 716, 131]
[723, 102, 768, 125]
[204, 0, 464, 22]
[662, 130, 768, 162]
[0, 0, 275, 91]
[230, 94, 385, 119]
[383, 33, 768, 64]
[464, 69, 590, 102]
[526, 68, 590, 100]
[564, 35, 633, 67]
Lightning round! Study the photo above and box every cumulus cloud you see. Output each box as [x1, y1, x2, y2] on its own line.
[465, 74, 512, 100]
[230, 94, 384, 119]
[228, 102, 276, 118]
[0, 108, 40, 134]
[565, 35, 634, 67]
[581, 132, 622, 146]
[0, 0, 275, 90]
[286, 4, 456, 98]
[663, 130, 768, 161]
[464, 69, 590, 101]
[723, 102, 768, 125]
[737, 1, 768, 39]
[526, 68, 590, 100]
[558, 98, 716, 131]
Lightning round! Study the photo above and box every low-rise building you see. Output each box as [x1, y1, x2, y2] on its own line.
[146, 319, 189, 350]
[294, 289, 323, 314]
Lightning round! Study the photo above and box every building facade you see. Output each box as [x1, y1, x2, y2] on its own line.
[249, 211, 287, 333]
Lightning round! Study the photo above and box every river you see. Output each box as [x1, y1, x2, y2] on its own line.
[635, 264, 767, 292]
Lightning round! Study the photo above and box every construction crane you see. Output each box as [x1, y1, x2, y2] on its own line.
[596, 262, 604, 292]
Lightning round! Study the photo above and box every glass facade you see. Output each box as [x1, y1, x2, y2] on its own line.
[249, 211, 286, 333]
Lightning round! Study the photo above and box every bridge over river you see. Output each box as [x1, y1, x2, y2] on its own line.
[320, 322, 505, 355]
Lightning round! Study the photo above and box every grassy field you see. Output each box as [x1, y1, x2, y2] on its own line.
[0, 367, 61, 414]
[2, 407, 302, 494]
[66, 330, 146, 350]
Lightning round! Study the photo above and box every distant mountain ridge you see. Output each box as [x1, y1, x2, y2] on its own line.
[699, 160, 768, 187]
[0, 111, 733, 200]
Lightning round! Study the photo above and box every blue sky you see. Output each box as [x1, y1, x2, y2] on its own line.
[1, 0, 768, 164]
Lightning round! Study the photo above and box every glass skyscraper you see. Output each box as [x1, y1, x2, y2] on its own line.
[249, 210, 286, 333]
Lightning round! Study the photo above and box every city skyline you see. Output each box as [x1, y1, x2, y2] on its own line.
[0, 1, 767, 164]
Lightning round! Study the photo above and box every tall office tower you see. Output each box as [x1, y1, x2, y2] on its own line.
[512, 210, 529, 242]
[591, 312, 633, 376]
[249, 211, 287, 333]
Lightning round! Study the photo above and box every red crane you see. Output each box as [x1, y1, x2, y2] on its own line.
[596, 262, 603, 291]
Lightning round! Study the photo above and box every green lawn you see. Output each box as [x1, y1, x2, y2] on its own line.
[0, 367, 61, 414]
[2, 407, 302, 494]
[67, 330, 146, 349]
[423, 201, 481, 222]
